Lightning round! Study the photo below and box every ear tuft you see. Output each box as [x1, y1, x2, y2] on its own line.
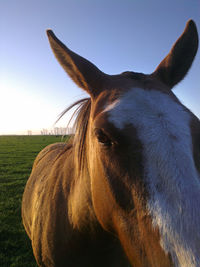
[152, 19, 199, 89]
[46, 29, 53, 36]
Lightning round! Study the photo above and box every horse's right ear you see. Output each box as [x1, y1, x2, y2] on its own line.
[47, 30, 106, 97]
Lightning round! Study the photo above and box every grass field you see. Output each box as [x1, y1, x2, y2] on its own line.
[0, 135, 69, 267]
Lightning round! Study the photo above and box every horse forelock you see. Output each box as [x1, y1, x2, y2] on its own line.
[58, 98, 91, 175]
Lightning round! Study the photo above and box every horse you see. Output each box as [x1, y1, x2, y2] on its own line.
[22, 20, 199, 267]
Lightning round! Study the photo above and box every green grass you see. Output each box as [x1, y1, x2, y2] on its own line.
[0, 135, 69, 267]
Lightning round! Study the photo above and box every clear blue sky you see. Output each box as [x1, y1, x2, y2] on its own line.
[1, 0, 200, 134]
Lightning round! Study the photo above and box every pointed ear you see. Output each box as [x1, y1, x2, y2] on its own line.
[46, 30, 106, 97]
[152, 20, 198, 89]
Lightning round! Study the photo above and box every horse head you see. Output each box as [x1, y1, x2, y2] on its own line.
[47, 20, 199, 266]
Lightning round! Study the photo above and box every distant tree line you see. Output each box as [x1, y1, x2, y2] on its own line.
[41, 127, 73, 136]
[27, 127, 74, 136]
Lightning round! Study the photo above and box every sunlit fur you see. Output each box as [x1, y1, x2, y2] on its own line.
[22, 20, 199, 267]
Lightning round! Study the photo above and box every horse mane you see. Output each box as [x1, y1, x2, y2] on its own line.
[57, 97, 91, 174]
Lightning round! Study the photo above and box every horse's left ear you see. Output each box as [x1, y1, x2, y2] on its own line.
[152, 20, 199, 89]
[47, 30, 106, 97]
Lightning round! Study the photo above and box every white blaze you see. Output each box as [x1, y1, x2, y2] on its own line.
[106, 88, 200, 267]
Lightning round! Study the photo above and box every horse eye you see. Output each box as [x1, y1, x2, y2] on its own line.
[95, 129, 112, 147]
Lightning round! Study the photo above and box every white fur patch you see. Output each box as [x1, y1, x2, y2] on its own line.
[106, 88, 200, 267]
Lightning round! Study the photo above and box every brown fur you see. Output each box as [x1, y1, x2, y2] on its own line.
[22, 20, 199, 266]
